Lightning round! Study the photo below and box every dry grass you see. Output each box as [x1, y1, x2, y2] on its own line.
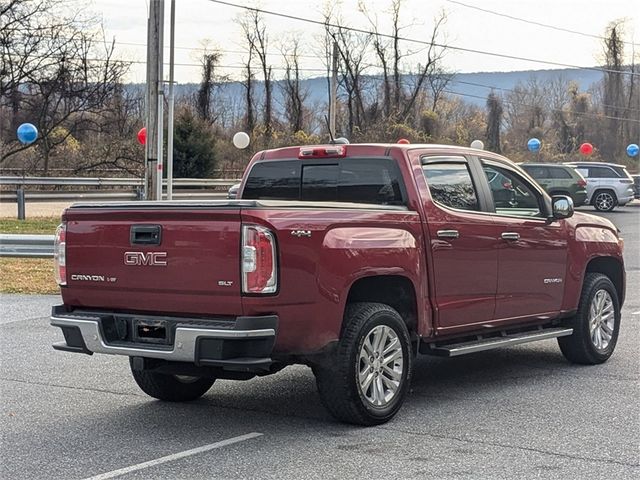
[0, 258, 59, 294]
[0, 217, 60, 235]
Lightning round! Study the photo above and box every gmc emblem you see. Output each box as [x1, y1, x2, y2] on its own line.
[124, 251, 168, 266]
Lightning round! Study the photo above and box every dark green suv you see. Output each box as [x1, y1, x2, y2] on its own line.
[520, 163, 587, 206]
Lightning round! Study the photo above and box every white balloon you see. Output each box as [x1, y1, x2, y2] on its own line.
[470, 139, 484, 150]
[233, 131, 250, 149]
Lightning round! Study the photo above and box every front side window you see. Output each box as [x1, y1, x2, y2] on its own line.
[522, 165, 549, 179]
[483, 163, 543, 217]
[422, 161, 479, 211]
[548, 167, 572, 179]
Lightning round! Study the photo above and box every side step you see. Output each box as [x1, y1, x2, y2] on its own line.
[422, 327, 573, 357]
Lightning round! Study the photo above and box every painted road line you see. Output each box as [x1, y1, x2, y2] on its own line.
[83, 432, 263, 480]
[632, 310, 640, 315]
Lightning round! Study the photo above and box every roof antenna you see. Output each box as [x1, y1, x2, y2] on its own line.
[325, 115, 336, 144]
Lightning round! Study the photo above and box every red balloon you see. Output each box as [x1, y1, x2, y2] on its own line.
[579, 142, 593, 156]
[137, 127, 146, 145]
[397, 138, 410, 144]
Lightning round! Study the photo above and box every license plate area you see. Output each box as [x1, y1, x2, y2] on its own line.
[133, 319, 170, 345]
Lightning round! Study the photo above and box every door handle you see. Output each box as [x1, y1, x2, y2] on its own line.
[501, 232, 520, 241]
[437, 229, 459, 239]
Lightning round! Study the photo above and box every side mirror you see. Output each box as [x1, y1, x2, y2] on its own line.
[552, 195, 574, 220]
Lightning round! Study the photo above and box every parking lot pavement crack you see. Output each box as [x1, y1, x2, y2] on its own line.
[0, 377, 145, 398]
[378, 426, 639, 468]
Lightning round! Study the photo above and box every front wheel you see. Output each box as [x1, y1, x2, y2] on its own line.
[314, 302, 413, 426]
[130, 359, 215, 401]
[593, 191, 617, 212]
[558, 273, 621, 365]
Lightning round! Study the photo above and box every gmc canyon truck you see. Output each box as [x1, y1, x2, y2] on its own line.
[51, 144, 625, 426]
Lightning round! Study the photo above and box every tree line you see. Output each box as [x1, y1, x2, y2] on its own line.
[1, 0, 638, 179]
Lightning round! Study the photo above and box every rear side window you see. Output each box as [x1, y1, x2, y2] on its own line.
[547, 167, 572, 179]
[244, 158, 406, 206]
[422, 161, 479, 211]
[588, 166, 620, 178]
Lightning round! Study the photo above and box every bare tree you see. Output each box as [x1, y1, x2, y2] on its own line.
[485, 92, 503, 153]
[238, 10, 272, 139]
[280, 39, 307, 133]
[196, 51, 221, 123]
[0, 1, 130, 170]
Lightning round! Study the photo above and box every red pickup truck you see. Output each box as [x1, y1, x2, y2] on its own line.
[51, 143, 625, 425]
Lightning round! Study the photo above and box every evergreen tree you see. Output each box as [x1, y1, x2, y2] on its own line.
[173, 108, 217, 178]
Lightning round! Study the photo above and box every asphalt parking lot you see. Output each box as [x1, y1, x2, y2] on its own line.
[1, 204, 639, 479]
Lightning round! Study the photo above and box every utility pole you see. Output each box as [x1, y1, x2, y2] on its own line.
[156, 0, 165, 201]
[166, 0, 176, 200]
[145, 0, 163, 200]
[329, 41, 338, 139]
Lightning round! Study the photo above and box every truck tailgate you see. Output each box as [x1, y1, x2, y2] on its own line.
[61, 205, 243, 316]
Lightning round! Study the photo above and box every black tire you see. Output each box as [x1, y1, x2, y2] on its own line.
[558, 273, 621, 365]
[130, 359, 215, 401]
[314, 302, 413, 426]
[592, 190, 617, 212]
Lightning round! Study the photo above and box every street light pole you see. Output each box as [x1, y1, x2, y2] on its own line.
[166, 0, 176, 200]
[155, 0, 165, 201]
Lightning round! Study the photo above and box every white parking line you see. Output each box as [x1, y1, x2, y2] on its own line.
[632, 310, 640, 315]
[82, 432, 263, 480]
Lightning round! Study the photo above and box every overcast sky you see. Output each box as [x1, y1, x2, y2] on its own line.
[87, 0, 639, 83]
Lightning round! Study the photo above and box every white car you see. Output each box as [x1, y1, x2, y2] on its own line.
[566, 162, 635, 212]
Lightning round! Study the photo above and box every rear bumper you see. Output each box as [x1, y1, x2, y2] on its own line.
[50, 305, 277, 370]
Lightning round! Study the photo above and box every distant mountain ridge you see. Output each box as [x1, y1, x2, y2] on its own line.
[128, 67, 603, 112]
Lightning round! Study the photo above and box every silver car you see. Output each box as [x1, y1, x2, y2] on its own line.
[566, 162, 635, 212]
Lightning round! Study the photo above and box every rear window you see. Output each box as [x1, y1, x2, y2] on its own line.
[243, 158, 406, 206]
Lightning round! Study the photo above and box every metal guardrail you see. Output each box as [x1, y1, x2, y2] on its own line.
[0, 190, 229, 202]
[0, 176, 239, 187]
[0, 234, 54, 258]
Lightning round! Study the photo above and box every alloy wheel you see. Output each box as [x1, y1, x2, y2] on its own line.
[595, 192, 614, 211]
[357, 325, 404, 407]
[588, 289, 615, 351]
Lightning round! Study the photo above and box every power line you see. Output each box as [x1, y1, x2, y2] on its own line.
[204, 0, 640, 77]
[444, 0, 639, 47]
[451, 79, 640, 113]
[442, 88, 640, 123]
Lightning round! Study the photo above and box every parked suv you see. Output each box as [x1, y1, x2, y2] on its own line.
[566, 162, 634, 211]
[632, 174, 640, 199]
[520, 163, 587, 207]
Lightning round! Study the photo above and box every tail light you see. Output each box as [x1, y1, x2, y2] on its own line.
[242, 225, 277, 294]
[577, 179, 587, 187]
[54, 223, 67, 286]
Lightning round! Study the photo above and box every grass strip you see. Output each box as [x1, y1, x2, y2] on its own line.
[0, 258, 59, 294]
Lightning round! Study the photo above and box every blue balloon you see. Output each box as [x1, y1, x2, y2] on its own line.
[527, 138, 541, 152]
[17, 123, 38, 145]
[627, 143, 639, 158]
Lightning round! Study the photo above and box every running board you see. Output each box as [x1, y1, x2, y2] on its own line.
[422, 327, 573, 357]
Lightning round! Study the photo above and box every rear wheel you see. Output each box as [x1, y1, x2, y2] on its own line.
[593, 190, 617, 212]
[314, 302, 413, 426]
[558, 273, 620, 365]
[130, 359, 215, 401]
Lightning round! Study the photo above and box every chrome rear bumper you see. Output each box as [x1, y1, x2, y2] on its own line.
[50, 306, 277, 369]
